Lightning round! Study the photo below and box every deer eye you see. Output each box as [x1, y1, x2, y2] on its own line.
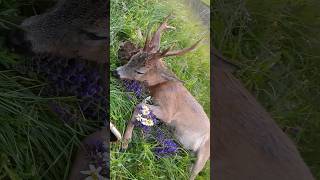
[135, 70, 144, 74]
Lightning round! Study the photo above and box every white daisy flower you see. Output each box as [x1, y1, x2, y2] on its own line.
[135, 114, 144, 121]
[141, 104, 150, 115]
[141, 118, 154, 126]
[143, 96, 152, 104]
[80, 164, 107, 180]
[140, 117, 148, 123]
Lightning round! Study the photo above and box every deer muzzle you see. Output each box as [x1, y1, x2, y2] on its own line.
[112, 69, 120, 78]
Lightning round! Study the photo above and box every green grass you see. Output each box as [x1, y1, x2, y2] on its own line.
[214, 0, 320, 179]
[110, 0, 210, 179]
[201, 0, 210, 6]
[0, 57, 99, 179]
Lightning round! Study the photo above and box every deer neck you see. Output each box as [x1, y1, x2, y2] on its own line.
[146, 61, 184, 104]
[148, 79, 182, 99]
[145, 61, 181, 87]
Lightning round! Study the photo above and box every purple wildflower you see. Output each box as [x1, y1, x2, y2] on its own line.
[137, 103, 177, 157]
[134, 120, 152, 134]
[154, 139, 178, 157]
[156, 128, 165, 142]
[18, 54, 107, 123]
[122, 79, 144, 98]
[148, 111, 158, 124]
[153, 127, 178, 157]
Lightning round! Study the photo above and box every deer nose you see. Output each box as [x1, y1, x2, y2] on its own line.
[112, 70, 120, 78]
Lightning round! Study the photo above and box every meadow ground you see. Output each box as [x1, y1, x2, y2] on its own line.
[214, 0, 320, 179]
[110, 0, 210, 179]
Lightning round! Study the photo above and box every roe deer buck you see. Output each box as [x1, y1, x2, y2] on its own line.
[114, 15, 210, 180]
[213, 50, 315, 180]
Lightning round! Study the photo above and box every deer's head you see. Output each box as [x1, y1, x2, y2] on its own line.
[114, 15, 201, 86]
[8, 0, 107, 63]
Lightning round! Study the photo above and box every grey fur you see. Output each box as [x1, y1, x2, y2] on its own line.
[21, 0, 107, 63]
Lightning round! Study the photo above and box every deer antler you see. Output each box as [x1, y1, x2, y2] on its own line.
[143, 29, 151, 52]
[143, 14, 175, 53]
[161, 38, 203, 57]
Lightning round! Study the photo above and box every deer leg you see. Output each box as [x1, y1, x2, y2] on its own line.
[147, 104, 167, 121]
[190, 139, 210, 180]
[121, 105, 140, 150]
[121, 120, 135, 150]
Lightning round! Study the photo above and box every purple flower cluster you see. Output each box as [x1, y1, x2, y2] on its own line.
[122, 79, 145, 98]
[121, 79, 179, 157]
[154, 128, 178, 157]
[154, 139, 179, 157]
[120, 82, 179, 157]
[19, 54, 107, 123]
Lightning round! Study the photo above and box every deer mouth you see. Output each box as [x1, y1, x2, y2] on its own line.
[112, 67, 133, 80]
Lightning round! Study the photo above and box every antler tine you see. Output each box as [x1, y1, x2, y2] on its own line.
[162, 38, 204, 57]
[147, 13, 175, 53]
[143, 29, 151, 51]
[160, 44, 175, 56]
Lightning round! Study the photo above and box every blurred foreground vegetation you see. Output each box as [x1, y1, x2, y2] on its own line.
[214, 0, 320, 178]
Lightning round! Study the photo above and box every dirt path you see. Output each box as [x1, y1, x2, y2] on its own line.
[184, 0, 210, 29]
